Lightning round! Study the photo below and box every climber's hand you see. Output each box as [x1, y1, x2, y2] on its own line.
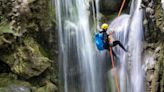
[109, 42, 113, 47]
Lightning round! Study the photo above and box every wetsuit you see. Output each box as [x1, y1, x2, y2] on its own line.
[99, 30, 127, 53]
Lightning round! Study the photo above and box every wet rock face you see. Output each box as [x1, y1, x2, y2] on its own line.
[9, 0, 53, 36]
[142, 0, 164, 92]
[0, 0, 58, 91]
[142, 0, 164, 42]
[143, 44, 162, 92]
[99, 0, 131, 15]
[0, 0, 13, 20]
[100, 0, 122, 14]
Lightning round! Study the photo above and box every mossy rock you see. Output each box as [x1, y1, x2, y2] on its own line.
[27, 0, 36, 4]
[0, 73, 32, 92]
[151, 46, 164, 92]
[1, 37, 51, 79]
[0, 75, 31, 87]
[0, 88, 7, 92]
[34, 81, 57, 92]
[25, 0, 55, 32]
[0, 85, 31, 92]
[0, 73, 58, 92]
[0, 23, 13, 34]
[0, 20, 17, 48]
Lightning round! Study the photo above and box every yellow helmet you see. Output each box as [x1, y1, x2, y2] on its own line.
[101, 23, 109, 30]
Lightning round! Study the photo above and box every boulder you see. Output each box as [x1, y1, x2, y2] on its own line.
[0, 20, 15, 49]
[34, 81, 58, 92]
[0, 73, 58, 92]
[1, 37, 51, 79]
[5, 85, 31, 92]
[0, 73, 32, 92]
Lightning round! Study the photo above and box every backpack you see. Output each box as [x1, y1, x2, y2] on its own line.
[95, 33, 105, 51]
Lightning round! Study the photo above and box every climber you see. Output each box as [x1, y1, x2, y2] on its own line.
[95, 23, 128, 56]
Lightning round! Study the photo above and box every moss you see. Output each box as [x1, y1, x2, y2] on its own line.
[0, 88, 7, 92]
[48, 0, 56, 25]
[39, 46, 49, 58]
[28, 0, 36, 4]
[155, 4, 162, 27]
[1, 36, 51, 79]
[35, 81, 57, 92]
[0, 73, 32, 92]
[0, 73, 57, 92]
[0, 73, 31, 87]
[24, 36, 50, 58]
[0, 78, 31, 87]
[0, 21, 13, 34]
[12, 63, 26, 74]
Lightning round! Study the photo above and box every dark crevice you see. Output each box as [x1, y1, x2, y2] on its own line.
[0, 60, 11, 73]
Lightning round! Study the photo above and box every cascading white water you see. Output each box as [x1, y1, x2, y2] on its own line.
[110, 14, 130, 92]
[55, 0, 103, 92]
[109, 0, 144, 92]
[129, 0, 144, 92]
[55, 0, 144, 92]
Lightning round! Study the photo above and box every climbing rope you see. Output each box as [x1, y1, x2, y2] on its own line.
[109, 47, 120, 92]
[109, 0, 126, 92]
[118, 0, 127, 17]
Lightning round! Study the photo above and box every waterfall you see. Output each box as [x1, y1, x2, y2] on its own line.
[55, 0, 144, 92]
[162, 0, 164, 10]
[55, 0, 103, 92]
[110, 14, 130, 92]
[110, 0, 144, 92]
[129, 0, 144, 92]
